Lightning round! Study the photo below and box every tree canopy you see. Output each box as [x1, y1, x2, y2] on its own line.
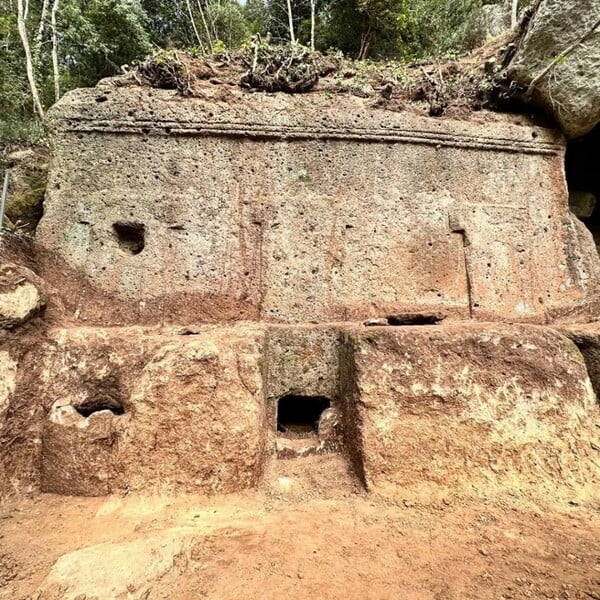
[0, 0, 522, 139]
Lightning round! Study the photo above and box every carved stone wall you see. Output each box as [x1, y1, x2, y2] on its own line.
[2, 322, 599, 499]
[38, 84, 600, 324]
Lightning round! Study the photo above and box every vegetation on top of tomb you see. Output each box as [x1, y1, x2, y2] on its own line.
[1, 0, 533, 149]
[133, 34, 518, 121]
[240, 39, 320, 93]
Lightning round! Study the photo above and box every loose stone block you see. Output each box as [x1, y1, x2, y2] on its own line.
[0, 263, 46, 329]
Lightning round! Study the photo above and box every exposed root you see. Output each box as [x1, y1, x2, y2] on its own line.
[240, 38, 320, 94]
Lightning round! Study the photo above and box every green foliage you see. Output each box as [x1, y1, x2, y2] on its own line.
[57, 0, 152, 88]
[403, 0, 485, 57]
[0, 7, 30, 127]
[0, 120, 45, 146]
[320, 0, 485, 60]
[243, 0, 270, 36]
[0, 0, 506, 141]
[208, 1, 250, 49]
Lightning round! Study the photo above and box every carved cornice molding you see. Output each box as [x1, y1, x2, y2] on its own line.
[57, 117, 564, 156]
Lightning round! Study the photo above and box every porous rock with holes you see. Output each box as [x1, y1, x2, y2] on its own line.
[507, 0, 600, 139]
[1, 73, 600, 509]
[38, 84, 600, 322]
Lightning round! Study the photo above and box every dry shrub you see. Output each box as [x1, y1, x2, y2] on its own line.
[241, 39, 319, 93]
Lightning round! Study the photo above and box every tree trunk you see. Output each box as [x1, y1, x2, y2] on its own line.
[185, 0, 205, 52]
[51, 0, 60, 102]
[16, 0, 44, 118]
[196, 0, 214, 50]
[286, 0, 296, 44]
[358, 23, 372, 60]
[511, 0, 519, 28]
[310, 0, 316, 50]
[34, 0, 49, 66]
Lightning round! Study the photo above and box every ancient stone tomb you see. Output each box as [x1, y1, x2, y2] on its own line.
[2, 82, 600, 501]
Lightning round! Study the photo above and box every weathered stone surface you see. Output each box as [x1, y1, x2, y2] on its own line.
[4, 147, 48, 232]
[342, 324, 600, 499]
[39, 326, 267, 495]
[508, 0, 600, 138]
[476, 4, 511, 40]
[38, 84, 600, 324]
[0, 336, 49, 499]
[3, 321, 600, 500]
[265, 325, 340, 414]
[558, 322, 600, 399]
[38, 530, 193, 600]
[0, 263, 46, 329]
[0, 350, 18, 494]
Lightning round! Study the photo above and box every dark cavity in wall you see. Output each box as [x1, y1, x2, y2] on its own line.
[277, 395, 330, 436]
[566, 124, 600, 253]
[113, 222, 146, 255]
[74, 396, 124, 418]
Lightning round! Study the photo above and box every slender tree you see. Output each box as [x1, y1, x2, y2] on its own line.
[51, 0, 60, 101]
[286, 0, 295, 42]
[34, 0, 49, 65]
[310, 0, 315, 50]
[197, 0, 214, 49]
[16, 0, 44, 118]
[185, 0, 205, 50]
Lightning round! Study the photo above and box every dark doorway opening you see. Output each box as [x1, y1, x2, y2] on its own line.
[113, 222, 146, 255]
[277, 395, 331, 436]
[566, 124, 600, 252]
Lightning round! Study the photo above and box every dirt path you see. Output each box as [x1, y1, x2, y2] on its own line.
[1, 456, 600, 599]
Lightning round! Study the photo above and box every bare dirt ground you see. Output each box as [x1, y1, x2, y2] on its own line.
[1, 454, 600, 600]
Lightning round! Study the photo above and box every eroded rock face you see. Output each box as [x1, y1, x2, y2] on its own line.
[0, 263, 46, 329]
[38, 84, 600, 324]
[342, 324, 600, 499]
[2, 321, 599, 501]
[4, 147, 48, 232]
[508, 0, 600, 138]
[558, 322, 600, 399]
[0, 351, 18, 493]
[39, 326, 267, 495]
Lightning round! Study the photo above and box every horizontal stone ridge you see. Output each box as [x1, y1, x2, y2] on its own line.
[47, 86, 564, 156]
[57, 116, 563, 155]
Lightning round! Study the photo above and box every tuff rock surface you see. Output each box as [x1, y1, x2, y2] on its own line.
[37, 84, 600, 324]
[2, 322, 600, 501]
[342, 323, 600, 500]
[508, 0, 600, 138]
[0, 263, 46, 329]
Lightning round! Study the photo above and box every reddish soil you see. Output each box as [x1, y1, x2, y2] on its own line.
[1, 455, 599, 600]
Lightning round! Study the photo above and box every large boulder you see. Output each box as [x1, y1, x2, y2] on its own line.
[507, 0, 600, 138]
[4, 147, 48, 232]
